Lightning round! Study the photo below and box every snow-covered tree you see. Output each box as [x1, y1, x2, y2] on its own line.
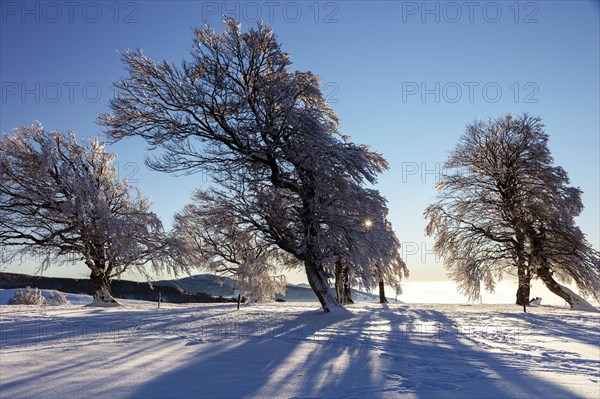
[100, 18, 406, 311]
[371, 221, 407, 304]
[425, 114, 599, 309]
[334, 206, 407, 304]
[0, 123, 187, 305]
[173, 189, 290, 301]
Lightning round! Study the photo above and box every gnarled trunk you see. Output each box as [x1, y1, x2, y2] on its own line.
[378, 279, 388, 303]
[536, 265, 597, 311]
[305, 256, 341, 313]
[537, 265, 570, 303]
[89, 268, 119, 306]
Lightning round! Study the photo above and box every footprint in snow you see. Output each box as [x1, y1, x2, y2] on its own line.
[419, 378, 461, 391]
[385, 373, 461, 392]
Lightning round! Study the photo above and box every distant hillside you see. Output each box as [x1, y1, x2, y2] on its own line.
[0, 272, 390, 304]
[0, 272, 233, 304]
[155, 274, 238, 298]
[155, 274, 384, 302]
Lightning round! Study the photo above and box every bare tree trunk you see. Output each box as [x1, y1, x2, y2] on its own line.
[335, 260, 353, 304]
[89, 268, 119, 305]
[344, 281, 354, 304]
[379, 279, 388, 303]
[536, 265, 573, 307]
[305, 256, 341, 313]
[334, 260, 345, 302]
[527, 230, 595, 311]
[536, 264, 598, 311]
[302, 198, 342, 312]
[515, 238, 531, 307]
[516, 269, 531, 307]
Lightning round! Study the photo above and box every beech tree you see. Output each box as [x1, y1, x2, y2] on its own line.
[100, 18, 407, 311]
[425, 114, 599, 310]
[0, 123, 186, 305]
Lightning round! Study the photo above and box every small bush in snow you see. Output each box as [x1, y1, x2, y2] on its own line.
[7, 287, 46, 305]
[45, 290, 69, 305]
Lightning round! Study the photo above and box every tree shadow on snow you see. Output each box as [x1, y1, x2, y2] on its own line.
[126, 306, 396, 399]
[373, 306, 596, 398]
[124, 304, 592, 399]
[4, 303, 591, 398]
[503, 309, 600, 347]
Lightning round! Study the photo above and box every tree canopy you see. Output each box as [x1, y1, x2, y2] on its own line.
[425, 114, 599, 309]
[100, 18, 407, 311]
[0, 123, 187, 304]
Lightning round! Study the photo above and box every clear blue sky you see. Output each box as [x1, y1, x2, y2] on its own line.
[1, 1, 598, 284]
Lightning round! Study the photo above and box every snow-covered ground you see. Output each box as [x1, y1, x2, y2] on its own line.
[1, 290, 598, 398]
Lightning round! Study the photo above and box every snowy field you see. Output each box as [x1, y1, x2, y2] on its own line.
[0, 290, 599, 399]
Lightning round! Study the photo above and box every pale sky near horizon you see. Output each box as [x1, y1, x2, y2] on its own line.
[1, 1, 598, 296]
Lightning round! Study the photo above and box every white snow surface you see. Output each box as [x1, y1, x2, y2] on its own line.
[1, 290, 599, 399]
